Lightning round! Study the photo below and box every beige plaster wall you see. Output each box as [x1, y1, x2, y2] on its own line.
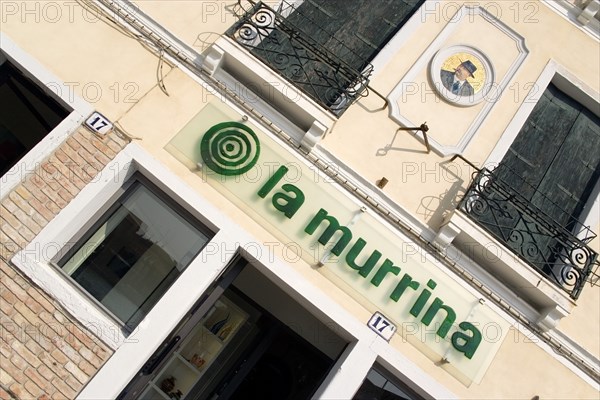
[455, 328, 599, 399]
[321, 0, 600, 360]
[1, 2, 172, 122]
[559, 283, 600, 358]
[137, 0, 237, 52]
[1, 0, 598, 397]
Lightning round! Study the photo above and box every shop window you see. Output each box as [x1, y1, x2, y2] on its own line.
[0, 58, 70, 176]
[54, 174, 213, 332]
[353, 365, 422, 400]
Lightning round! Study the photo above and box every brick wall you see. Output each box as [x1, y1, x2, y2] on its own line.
[0, 127, 129, 399]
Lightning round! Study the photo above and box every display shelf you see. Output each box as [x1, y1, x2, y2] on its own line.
[154, 356, 198, 398]
[139, 382, 170, 400]
[145, 294, 249, 399]
[202, 298, 247, 343]
[203, 301, 231, 337]
[174, 353, 202, 374]
[178, 325, 222, 369]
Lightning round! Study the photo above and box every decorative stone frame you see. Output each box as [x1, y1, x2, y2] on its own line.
[387, 6, 529, 156]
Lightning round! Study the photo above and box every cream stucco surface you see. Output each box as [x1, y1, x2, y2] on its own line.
[320, 1, 600, 362]
[1, 7, 169, 121]
[137, 0, 237, 52]
[2, 0, 598, 397]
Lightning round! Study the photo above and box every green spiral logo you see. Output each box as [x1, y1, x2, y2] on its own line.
[200, 122, 260, 176]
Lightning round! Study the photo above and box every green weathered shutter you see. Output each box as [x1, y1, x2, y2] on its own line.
[535, 107, 600, 227]
[290, 0, 425, 71]
[249, 0, 424, 110]
[499, 83, 600, 227]
[476, 83, 600, 272]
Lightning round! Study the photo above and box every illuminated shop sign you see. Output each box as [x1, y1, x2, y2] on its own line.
[166, 103, 510, 385]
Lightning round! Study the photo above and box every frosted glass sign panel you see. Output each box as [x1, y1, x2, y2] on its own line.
[166, 101, 510, 385]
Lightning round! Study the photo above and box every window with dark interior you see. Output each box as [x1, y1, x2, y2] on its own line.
[495, 83, 600, 232]
[56, 175, 213, 332]
[280, 0, 425, 72]
[0, 56, 70, 176]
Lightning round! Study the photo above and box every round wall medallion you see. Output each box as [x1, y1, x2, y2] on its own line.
[430, 45, 495, 107]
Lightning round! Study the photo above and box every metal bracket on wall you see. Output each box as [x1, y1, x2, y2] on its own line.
[449, 153, 481, 172]
[367, 85, 389, 111]
[397, 123, 430, 153]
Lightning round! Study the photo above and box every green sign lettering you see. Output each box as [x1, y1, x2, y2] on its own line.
[201, 122, 486, 361]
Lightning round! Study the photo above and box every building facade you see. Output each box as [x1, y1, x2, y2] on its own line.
[1, 0, 599, 399]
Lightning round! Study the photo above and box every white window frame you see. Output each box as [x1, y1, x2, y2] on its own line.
[11, 144, 225, 349]
[0, 32, 93, 197]
[11, 141, 455, 400]
[52, 171, 215, 332]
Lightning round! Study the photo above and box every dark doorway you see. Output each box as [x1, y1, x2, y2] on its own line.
[119, 260, 345, 400]
[214, 315, 334, 400]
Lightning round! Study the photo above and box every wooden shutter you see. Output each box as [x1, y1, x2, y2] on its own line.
[471, 83, 600, 274]
[250, 0, 424, 109]
[498, 83, 600, 229]
[289, 0, 425, 71]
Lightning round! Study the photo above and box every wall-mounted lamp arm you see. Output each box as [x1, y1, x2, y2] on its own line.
[397, 123, 430, 153]
[366, 85, 389, 111]
[449, 154, 481, 172]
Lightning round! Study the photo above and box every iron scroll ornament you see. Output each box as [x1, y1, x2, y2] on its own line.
[200, 122, 261, 176]
[459, 168, 597, 299]
[226, 1, 372, 116]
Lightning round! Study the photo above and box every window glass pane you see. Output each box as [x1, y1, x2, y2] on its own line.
[353, 366, 420, 400]
[59, 181, 211, 330]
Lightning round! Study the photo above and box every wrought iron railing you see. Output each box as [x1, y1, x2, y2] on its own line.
[459, 168, 598, 299]
[226, 0, 373, 116]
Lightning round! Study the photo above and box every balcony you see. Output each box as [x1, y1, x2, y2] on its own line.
[226, 0, 373, 116]
[457, 167, 598, 300]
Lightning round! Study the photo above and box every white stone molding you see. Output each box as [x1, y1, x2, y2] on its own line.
[387, 6, 529, 157]
[433, 218, 463, 250]
[543, 0, 600, 39]
[301, 120, 327, 151]
[201, 44, 225, 76]
[577, 0, 600, 25]
[537, 305, 570, 332]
